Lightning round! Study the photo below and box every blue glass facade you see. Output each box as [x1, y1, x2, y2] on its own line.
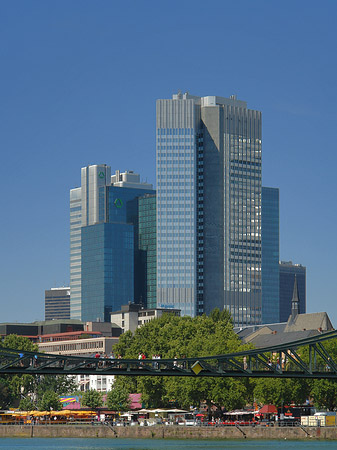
[261, 187, 280, 323]
[107, 185, 155, 306]
[156, 96, 200, 316]
[279, 261, 306, 322]
[138, 194, 156, 309]
[70, 165, 155, 322]
[107, 186, 146, 225]
[156, 123, 196, 316]
[156, 93, 263, 325]
[81, 223, 134, 322]
[222, 110, 262, 326]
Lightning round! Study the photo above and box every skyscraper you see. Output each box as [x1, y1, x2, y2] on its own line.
[279, 261, 306, 322]
[156, 92, 262, 325]
[70, 165, 154, 322]
[70, 186, 82, 320]
[261, 187, 280, 323]
[138, 194, 156, 309]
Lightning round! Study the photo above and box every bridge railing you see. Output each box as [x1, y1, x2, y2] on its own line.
[1, 330, 337, 378]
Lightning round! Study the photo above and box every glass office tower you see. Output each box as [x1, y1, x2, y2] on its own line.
[138, 194, 157, 309]
[279, 261, 306, 322]
[81, 222, 134, 322]
[70, 187, 82, 319]
[156, 94, 198, 316]
[70, 164, 112, 320]
[261, 187, 280, 323]
[156, 93, 262, 325]
[70, 165, 154, 322]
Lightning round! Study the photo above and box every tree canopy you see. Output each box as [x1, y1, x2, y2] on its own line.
[81, 389, 103, 409]
[38, 391, 63, 411]
[106, 385, 130, 411]
[251, 337, 337, 409]
[0, 334, 76, 409]
[113, 309, 252, 412]
[2, 335, 38, 352]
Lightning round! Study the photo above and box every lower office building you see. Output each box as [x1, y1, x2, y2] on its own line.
[38, 336, 118, 356]
[110, 303, 180, 334]
[37, 326, 120, 393]
[45, 287, 71, 320]
[77, 374, 115, 392]
[38, 335, 117, 394]
[0, 319, 121, 342]
[0, 320, 84, 339]
[279, 261, 306, 322]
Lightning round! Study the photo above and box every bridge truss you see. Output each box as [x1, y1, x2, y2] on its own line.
[0, 330, 337, 378]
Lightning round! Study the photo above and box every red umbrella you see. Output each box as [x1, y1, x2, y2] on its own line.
[259, 404, 277, 414]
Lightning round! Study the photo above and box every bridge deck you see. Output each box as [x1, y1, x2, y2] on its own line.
[1, 330, 337, 378]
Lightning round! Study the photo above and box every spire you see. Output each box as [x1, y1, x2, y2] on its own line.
[291, 275, 300, 317]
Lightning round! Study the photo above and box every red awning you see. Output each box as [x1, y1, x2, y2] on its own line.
[259, 404, 277, 414]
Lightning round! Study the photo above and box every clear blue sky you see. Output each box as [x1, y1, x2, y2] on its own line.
[0, 0, 336, 324]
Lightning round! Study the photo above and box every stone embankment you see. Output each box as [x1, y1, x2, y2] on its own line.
[0, 424, 336, 440]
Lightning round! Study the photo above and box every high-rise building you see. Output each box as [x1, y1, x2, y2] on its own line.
[45, 287, 70, 320]
[279, 261, 306, 322]
[70, 187, 82, 320]
[261, 187, 280, 323]
[138, 194, 156, 309]
[70, 165, 154, 322]
[156, 92, 262, 325]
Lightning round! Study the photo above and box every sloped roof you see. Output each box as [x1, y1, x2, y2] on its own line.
[240, 323, 287, 344]
[247, 329, 319, 348]
[285, 312, 333, 333]
[235, 322, 287, 340]
[239, 312, 334, 348]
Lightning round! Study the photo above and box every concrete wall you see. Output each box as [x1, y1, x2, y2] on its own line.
[1, 425, 337, 440]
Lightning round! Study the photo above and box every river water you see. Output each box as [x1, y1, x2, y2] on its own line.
[0, 439, 335, 450]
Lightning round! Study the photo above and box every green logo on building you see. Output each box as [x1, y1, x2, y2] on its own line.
[98, 171, 105, 179]
[114, 198, 123, 208]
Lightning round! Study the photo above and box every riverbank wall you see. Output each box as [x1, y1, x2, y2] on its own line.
[0, 425, 337, 440]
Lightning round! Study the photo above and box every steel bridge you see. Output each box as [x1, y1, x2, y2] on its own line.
[1, 330, 337, 378]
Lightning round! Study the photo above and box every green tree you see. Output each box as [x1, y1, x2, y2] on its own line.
[0, 335, 38, 408]
[106, 385, 131, 411]
[302, 339, 337, 410]
[113, 309, 253, 412]
[32, 375, 77, 400]
[2, 335, 38, 352]
[310, 380, 337, 411]
[38, 390, 62, 411]
[18, 396, 35, 411]
[288, 338, 337, 410]
[0, 378, 13, 409]
[253, 377, 309, 407]
[112, 376, 138, 396]
[136, 376, 169, 408]
[81, 389, 103, 409]
[0, 335, 77, 408]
